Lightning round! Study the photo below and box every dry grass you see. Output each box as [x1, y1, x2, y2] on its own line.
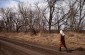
[0, 32, 85, 48]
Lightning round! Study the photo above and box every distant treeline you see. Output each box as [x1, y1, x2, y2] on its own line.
[0, 0, 85, 33]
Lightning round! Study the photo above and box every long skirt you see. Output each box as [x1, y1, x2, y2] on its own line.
[60, 35, 66, 47]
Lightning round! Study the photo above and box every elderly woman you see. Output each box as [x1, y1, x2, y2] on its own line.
[59, 30, 68, 51]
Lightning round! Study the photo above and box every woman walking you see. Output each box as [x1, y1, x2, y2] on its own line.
[59, 30, 68, 51]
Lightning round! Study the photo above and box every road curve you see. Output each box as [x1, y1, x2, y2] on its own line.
[0, 39, 46, 55]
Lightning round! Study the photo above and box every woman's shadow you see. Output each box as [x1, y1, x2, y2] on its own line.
[63, 47, 85, 53]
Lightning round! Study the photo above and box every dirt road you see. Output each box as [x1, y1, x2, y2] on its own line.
[0, 37, 85, 55]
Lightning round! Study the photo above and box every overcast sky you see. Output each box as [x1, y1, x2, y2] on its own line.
[0, 0, 68, 14]
[0, 0, 43, 8]
[0, 0, 67, 8]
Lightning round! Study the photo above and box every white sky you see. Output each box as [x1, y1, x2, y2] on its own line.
[0, 0, 67, 8]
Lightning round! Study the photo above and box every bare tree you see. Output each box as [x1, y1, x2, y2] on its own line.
[46, 0, 57, 32]
[0, 8, 15, 32]
[77, 0, 85, 31]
